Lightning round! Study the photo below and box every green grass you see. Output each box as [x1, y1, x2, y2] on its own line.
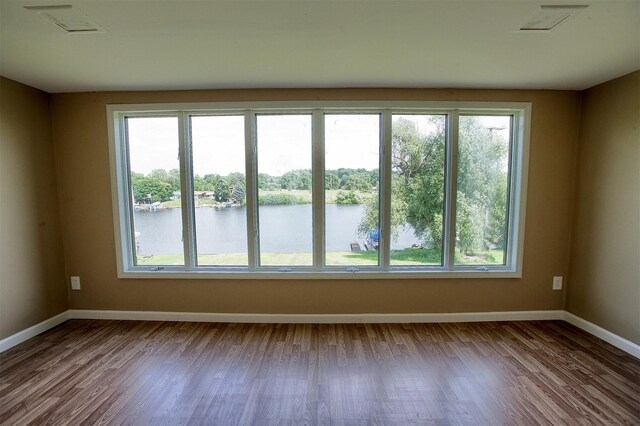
[136, 248, 504, 267]
[259, 189, 373, 204]
[259, 190, 312, 203]
[389, 248, 442, 265]
[454, 249, 505, 265]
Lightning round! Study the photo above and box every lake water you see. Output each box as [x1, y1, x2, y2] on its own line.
[133, 204, 419, 255]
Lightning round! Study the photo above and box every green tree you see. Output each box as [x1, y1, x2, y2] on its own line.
[203, 174, 221, 191]
[258, 173, 279, 190]
[357, 194, 406, 242]
[230, 179, 246, 204]
[280, 169, 312, 190]
[325, 171, 340, 190]
[456, 192, 484, 255]
[193, 175, 206, 191]
[358, 116, 509, 255]
[456, 117, 509, 254]
[132, 178, 173, 203]
[344, 172, 372, 192]
[366, 117, 446, 248]
[167, 169, 181, 191]
[335, 190, 360, 205]
[214, 177, 230, 201]
[148, 168, 169, 181]
[130, 171, 144, 183]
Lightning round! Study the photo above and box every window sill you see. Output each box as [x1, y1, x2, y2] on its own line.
[118, 268, 522, 280]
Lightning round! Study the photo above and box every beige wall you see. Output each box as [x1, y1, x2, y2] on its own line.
[567, 71, 640, 344]
[0, 77, 68, 339]
[50, 88, 580, 315]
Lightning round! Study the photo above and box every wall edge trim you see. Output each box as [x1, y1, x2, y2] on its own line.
[0, 311, 69, 353]
[2, 310, 637, 359]
[67, 309, 564, 323]
[563, 311, 640, 359]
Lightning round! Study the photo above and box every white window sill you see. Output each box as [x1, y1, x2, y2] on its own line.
[118, 268, 522, 280]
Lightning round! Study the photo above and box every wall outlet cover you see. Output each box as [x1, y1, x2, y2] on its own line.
[552, 276, 563, 290]
[70, 276, 81, 290]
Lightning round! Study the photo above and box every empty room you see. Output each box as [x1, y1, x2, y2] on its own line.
[1, 0, 638, 424]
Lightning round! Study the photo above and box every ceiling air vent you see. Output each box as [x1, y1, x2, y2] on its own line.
[24, 5, 105, 33]
[519, 5, 588, 32]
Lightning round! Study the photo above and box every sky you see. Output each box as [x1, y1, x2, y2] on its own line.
[127, 114, 510, 177]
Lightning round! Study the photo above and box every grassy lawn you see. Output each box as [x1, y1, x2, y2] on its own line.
[259, 190, 312, 203]
[454, 249, 505, 265]
[258, 189, 373, 204]
[137, 248, 505, 267]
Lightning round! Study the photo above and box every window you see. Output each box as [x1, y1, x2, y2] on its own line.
[256, 114, 313, 266]
[108, 102, 530, 278]
[390, 114, 446, 266]
[126, 116, 184, 266]
[191, 115, 247, 266]
[455, 115, 512, 266]
[325, 114, 380, 266]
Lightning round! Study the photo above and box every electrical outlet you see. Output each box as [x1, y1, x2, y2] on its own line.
[70, 276, 81, 290]
[552, 276, 563, 290]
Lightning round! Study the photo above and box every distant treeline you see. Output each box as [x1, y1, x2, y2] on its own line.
[130, 168, 377, 204]
[259, 168, 378, 192]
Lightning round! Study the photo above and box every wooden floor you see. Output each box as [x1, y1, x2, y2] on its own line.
[1, 320, 638, 425]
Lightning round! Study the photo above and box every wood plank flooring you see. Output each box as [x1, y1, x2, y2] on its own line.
[0, 320, 638, 425]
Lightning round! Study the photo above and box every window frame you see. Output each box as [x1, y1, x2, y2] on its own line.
[107, 101, 531, 279]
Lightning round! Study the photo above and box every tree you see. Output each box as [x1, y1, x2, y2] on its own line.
[203, 173, 221, 191]
[280, 169, 312, 190]
[361, 117, 446, 248]
[325, 171, 340, 190]
[130, 171, 144, 183]
[193, 175, 207, 191]
[456, 192, 484, 255]
[230, 179, 246, 204]
[214, 177, 230, 201]
[456, 117, 509, 254]
[132, 178, 173, 203]
[344, 172, 372, 192]
[358, 116, 509, 255]
[357, 193, 406, 242]
[335, 190, 360, 205]
[167, 169, 181, 191]
[148, 169, 169, 181]
[258, 173, 279, 190]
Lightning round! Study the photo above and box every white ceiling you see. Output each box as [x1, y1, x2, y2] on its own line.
[1, 0, 638, 93]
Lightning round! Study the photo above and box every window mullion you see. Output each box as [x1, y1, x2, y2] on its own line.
[506, 113, 519, 268]
[444, 110, 459, 270]
[312, 110, 325, 271]
[380, 110, 392, 269]
[178, 112, 197, 270]
[121, 116, 137, 268]
[244, 112, 259, 270]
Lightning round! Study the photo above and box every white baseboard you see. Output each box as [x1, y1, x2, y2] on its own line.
[0, 311, 69, 353]
[68, 309, 564, 324]
[563, 311, 640, 359]
[2, 309, 637, 359]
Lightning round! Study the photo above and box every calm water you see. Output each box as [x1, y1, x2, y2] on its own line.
[134, 204, 418, 255]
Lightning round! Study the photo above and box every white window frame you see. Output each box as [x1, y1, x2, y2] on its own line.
[107, 101, 531, 279]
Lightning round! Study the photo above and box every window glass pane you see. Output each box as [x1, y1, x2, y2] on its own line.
[390, 115, 446, 266]
[324, 114, 380, 266]
[126, 116, 184, 265]
[455, 115, 511, 265]
[191, 116, 247, 266]
[256, 115, 313, 266]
